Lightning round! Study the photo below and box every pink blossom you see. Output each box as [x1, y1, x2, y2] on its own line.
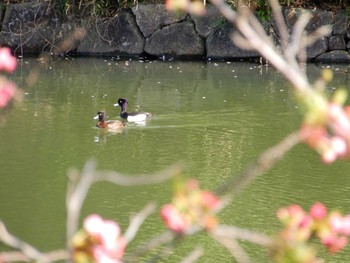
[329, 213, 344, 233]
[201, 191, 220, 210]
[341, 215, 350, 235]
[329, 213, 350, 236]
[83, 214, 126, 262]
[0, 47, 17, 73]
[0, 80, 16, 108]
[330, 137, 347, 156]
[310, 202, 327, 220]
[321, 148, 337, 164]
[328, 103, 350, 137]
[187, 179, 199, 190]
[161, 204, 188, 233]
[93, 246, 124, 263]
[277, 204, 304, 221]
[321, 234, 348, 253]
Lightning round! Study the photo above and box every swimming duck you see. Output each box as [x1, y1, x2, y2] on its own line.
[94, 111, 125, 130]
[113, 98, 152, 122]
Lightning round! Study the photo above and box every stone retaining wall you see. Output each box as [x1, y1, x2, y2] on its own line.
[0, 2, 349, 62]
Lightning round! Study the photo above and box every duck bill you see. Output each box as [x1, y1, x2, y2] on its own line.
[93, 115, 99, 120]
[113, 103, 119, 107]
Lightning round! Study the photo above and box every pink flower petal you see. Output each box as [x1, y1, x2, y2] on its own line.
[322, 148, 337, 164]
[161, 204, 188, 233]
[100, 221, 121, 250]
[329, 212, 344, 233]
[310, 202, 327, 220]
[84, 214, 105, 235]
[330, 137, 347, 156]
[0, 47, 17, 73]
[0, 81, 16, 108]
[201, 191, 220, 210]
[340, 215, 350, 236]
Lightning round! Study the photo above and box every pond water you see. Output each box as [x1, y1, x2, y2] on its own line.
[1, 57, 350, 262]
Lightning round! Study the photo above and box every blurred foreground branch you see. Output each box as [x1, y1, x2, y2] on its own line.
[216, 131, 302, 199]
[66, 161, 182, 250]
[210, 0, 331, 93]
[0, 221, 68, 262]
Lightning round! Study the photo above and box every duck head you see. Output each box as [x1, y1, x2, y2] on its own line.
[94, 111, 106, 121]
[113, 98, 128, 111]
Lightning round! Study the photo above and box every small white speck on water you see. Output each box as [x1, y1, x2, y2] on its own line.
[280, 89, 284, 92]
[202, 96, 206, 99]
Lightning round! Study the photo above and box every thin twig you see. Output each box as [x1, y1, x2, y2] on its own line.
[127, 231, 175, 262]
[66, 161, 181, 258]
[124, 203, 157, 243]
[269, 0, 289, 51]
[94, 163, 183, 186]
[211, 0, 311, 91]
[288, 12, 311, 60]
[0, 221, 49, 263]
[0, 250, 68, 263]
[180, 246, 204, 263]
[211, 225, 274, 247]
[66, 160, 96, 246]
[210, 233, 252, 263]
[215, 131, 302, 198]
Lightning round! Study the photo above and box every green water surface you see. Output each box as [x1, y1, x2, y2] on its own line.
[1, 58, 350, 262]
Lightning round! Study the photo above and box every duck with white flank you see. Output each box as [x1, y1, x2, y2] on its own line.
[113, 98, 152, 122]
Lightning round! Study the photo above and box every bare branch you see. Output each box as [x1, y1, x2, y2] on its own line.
[66, 161, 181, 258]
[288, 12, 311, 60]
[0, 221, 49, 263]
[215, 131, 302, 198]
[210, 232, 252, 263]
[127, 231, 175, 262]
[211, 0, 311, 91]
[211, 225, 274, 247]
[124, 203, 157, 243]
[0, 250, 68, 263]
[304, 25, 332, 48]
[180, 247, 204, 263]
[66, 160, 96, 245]
[94, 163, 183, 186]
[269, 0, 289, 50]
